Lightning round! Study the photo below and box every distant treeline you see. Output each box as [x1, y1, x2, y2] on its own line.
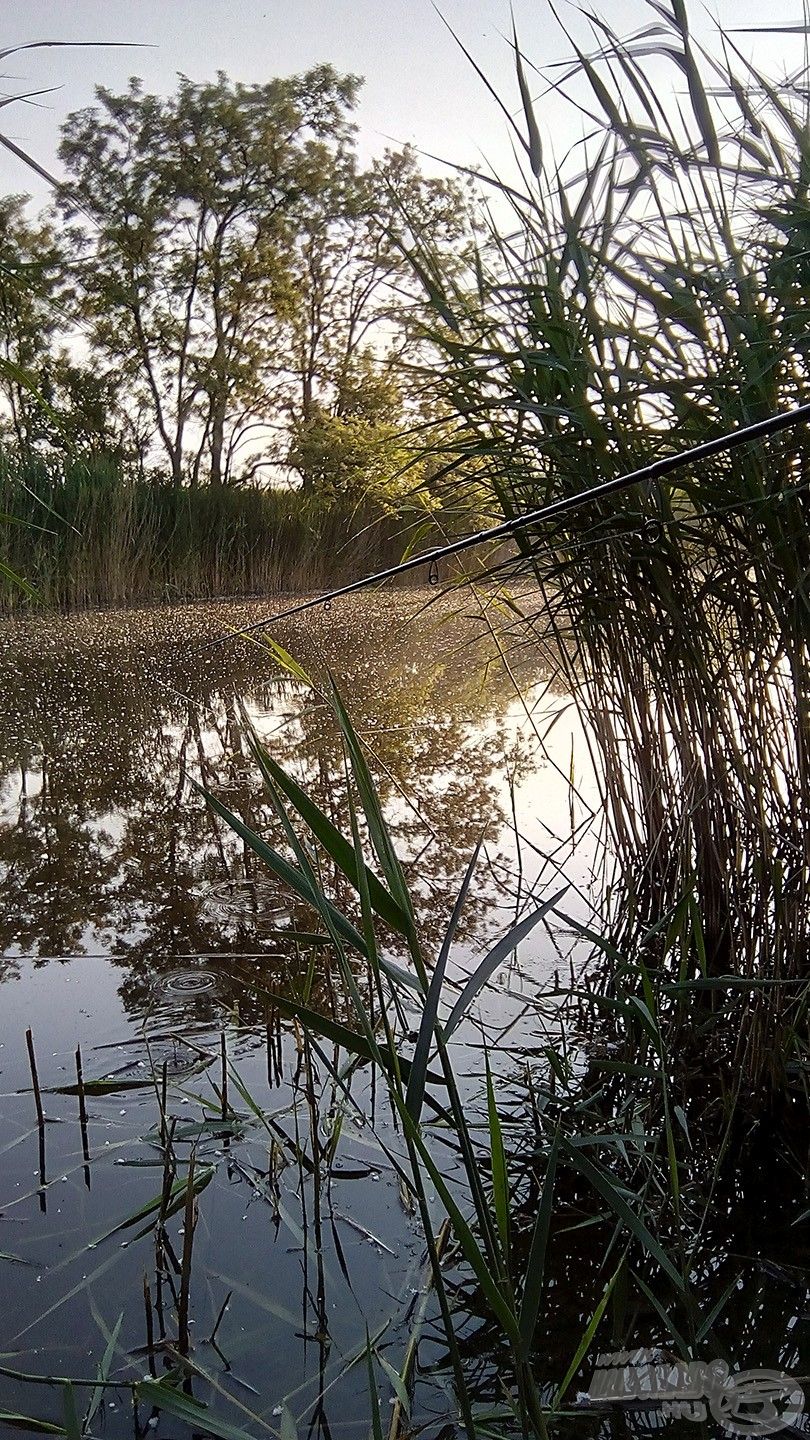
[0, 67, 481, 606]
[0, 68, 468, 497]
[0, 457, 430, 610]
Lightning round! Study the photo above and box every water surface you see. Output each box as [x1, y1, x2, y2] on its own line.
[0, 594, 807, 1438]
[0, 593, 593, 1437]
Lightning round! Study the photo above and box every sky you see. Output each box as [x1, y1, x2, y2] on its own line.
[0, 0, 804, 211]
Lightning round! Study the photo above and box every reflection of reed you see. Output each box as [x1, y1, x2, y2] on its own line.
[266, 1003, 284, 1089]
[75, 1045, 90, 1189]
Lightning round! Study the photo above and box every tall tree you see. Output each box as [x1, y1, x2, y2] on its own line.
[285, 145, 471, 494]
[58, 67, 361, 486]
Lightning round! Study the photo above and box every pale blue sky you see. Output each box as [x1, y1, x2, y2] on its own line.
[0, 0, 803, 206]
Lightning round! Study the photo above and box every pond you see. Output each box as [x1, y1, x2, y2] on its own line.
[0, 594, 807, 1440]
[0, 593, 598, 1437]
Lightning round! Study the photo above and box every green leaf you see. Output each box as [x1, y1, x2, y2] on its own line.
[559, 1141, 686, 1295]
[364, 1337, 384, 1440]
[375, 1351, 411, 1418]
[444, 887, 567, 1038]
[246, 733, 408, 937]
[136, 1381, 255, 1440]
[267, 991, 444, 1088]
[513, 23, 543, 177]
[0, 1415, 65, 1436]
[91, 1166, 213, 1247]
[553, 1260, 623, 1407]
[518, 1129, 559, 1349]
[485, 1053, 510, 1266]
[327, 680, 418, 940]
[632, 1269, 690, 1353]
[397, 245, 460, 334]
[481, 1071, 507, 1272]
[406, 837, 483, 1123]
[403, 1115, 521, 1347]
[257, 637, 314, 688]
[84, 1311, 123, 1427]
[192, 779, 369, 957]
[670, 0, 721, 165]
[49, 1078, 150, 1096]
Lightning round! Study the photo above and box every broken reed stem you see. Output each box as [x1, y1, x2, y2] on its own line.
[25, 1027, 44, 1129]
[156, 1111, 179, 1300]
[143, 1274, 157, 1378]
[177, 1152, 197, 1357]
[159, 1058, 169, 1148]
[75, 1045, 90, 1165]
[220, 1031, 228, 1121]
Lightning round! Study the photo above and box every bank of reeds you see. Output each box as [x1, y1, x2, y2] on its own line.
[407, 3, 810, 1109]
[0, 454, 418, 609]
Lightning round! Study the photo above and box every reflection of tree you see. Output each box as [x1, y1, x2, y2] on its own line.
[0, 600, 551, 1015]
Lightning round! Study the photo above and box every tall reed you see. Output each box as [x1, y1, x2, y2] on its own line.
[0, 453, 423, 609]
[407, 1, 810, 1104]
[198, 662, 776, 1432]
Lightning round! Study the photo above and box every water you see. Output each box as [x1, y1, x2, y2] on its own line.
[0, 595, 806, 1439]
[0, 595, 590, 965]
[0, 594, 594, 1437]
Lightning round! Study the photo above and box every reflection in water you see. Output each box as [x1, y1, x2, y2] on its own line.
[0, 599, 806, 1438]
[0, 594, 570, 1006]
[0, 596, 585, 1439]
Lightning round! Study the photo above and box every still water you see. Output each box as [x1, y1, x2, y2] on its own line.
[0, 593, 597, 1437]
[0, 595, 807, 1438]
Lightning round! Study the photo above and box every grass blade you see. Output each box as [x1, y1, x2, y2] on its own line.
[246, 731, 409, 936]
[406, 837, 483, 1123]
[560, 1141, 686, 1294]
[444, 888, 567, 1038]
[192, 779, 369, 957]
[518, 1129, 559, 1349]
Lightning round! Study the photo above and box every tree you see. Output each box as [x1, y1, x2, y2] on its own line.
[287, 147, 466, 451]
[44, 357, 140, 466]
[0, 195, 65, 459]
[58, 67, 362, 487]
[287, 358, 418, 504]
[284, 146, 471, 497]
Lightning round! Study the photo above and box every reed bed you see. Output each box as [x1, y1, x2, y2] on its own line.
[404, 2, 810, 1105]
[0, 455, 418, 609]
[194, 658, 808, 1435]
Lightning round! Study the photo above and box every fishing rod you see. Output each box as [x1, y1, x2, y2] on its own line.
[201, 400, 810, 650]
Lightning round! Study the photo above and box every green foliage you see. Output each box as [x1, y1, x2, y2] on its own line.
[51, 77, 468, 493]
[0, 197, 65, 457]
[58, 67, 362, 487]
[288, 361, 429, 505]
[197, 666, 781, 1433]
[408, 1, 810, 1094]
[0, 454, 416, 609]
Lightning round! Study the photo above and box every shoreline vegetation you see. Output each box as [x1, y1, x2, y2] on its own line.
[0, 458, 453, 611]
